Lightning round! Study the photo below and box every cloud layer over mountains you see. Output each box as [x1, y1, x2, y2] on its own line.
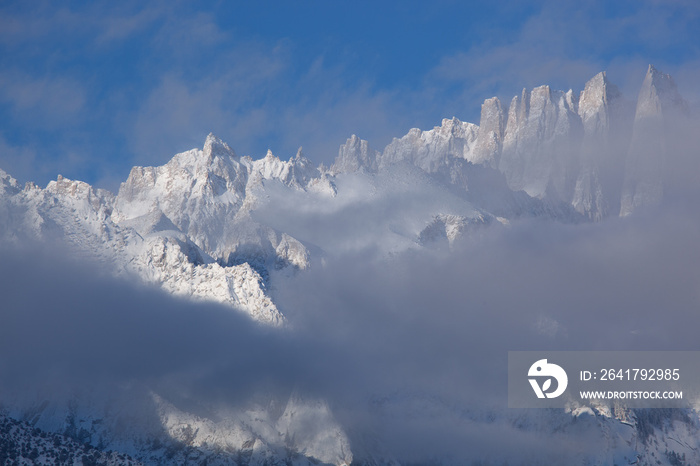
[1, 65, 700, 464]
[3, 199, 700, 463]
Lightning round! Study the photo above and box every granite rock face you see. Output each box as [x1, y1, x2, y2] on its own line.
[498, 86, 582, 201]
[472, 97, 506, 167]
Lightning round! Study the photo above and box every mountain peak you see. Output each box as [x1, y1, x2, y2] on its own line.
[646, 63, 661, 77]
[645, 64, 674, 89]
[441, 116, 462, 127]
[578, 70, 622, 130]
[203, 133, 236, 160]
[583, 71, 612, 96]
[331, 134, 377, 174]
[635, 64, 685, 121]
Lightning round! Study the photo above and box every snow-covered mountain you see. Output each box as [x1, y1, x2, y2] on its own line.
[333, 64, 688, 221]
[1, 65, 698, 465]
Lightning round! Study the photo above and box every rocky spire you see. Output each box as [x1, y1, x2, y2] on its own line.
[202, 133, 237, 160]
[620, 65, 686, 216]
[473, 97, 505, 167]
[498, 85, 580, 200]
[578, 71, 621, 134]
[634, 65, 685, 120]
[331, 134, 378, 174]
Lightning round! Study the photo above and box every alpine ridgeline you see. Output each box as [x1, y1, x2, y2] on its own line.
[0, 65, 698, 465]
[333, 64, 690, 221]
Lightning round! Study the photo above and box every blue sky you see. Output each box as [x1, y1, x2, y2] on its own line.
[1, 0, 699, 190]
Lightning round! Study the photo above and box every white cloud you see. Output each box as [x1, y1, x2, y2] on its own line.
[0, 2, 163, 47]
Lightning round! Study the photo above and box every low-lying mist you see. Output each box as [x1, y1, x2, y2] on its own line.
[3, 193, 699, 462]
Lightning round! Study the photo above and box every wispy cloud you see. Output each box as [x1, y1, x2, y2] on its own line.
[0, 2, 161, 48]
[428, 0, 700, 119]
[127, 47, 288, 164]
[0, 71, 86, 124]
[94, 5, 162, 45]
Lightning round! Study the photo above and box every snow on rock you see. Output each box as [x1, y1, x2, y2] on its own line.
[0, 139, 290, 325]
[131, 234, 284, 326]
[331, 134, 379, 174]
[107, 135, 324, 321]
[112, 136, 333, 275]
[380, 117, 479, 167]
[417, 213, 491, 247]
[153, 393, 352, 466]
[253, 148, 321, 189]
[276, 395, 353, 466]
[243, 147, 336, 206]
[2, 174, 131, 262]
[0, 168, 21, 196]
[379, 117, 479, 187]
[112, 133, 249, 256]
